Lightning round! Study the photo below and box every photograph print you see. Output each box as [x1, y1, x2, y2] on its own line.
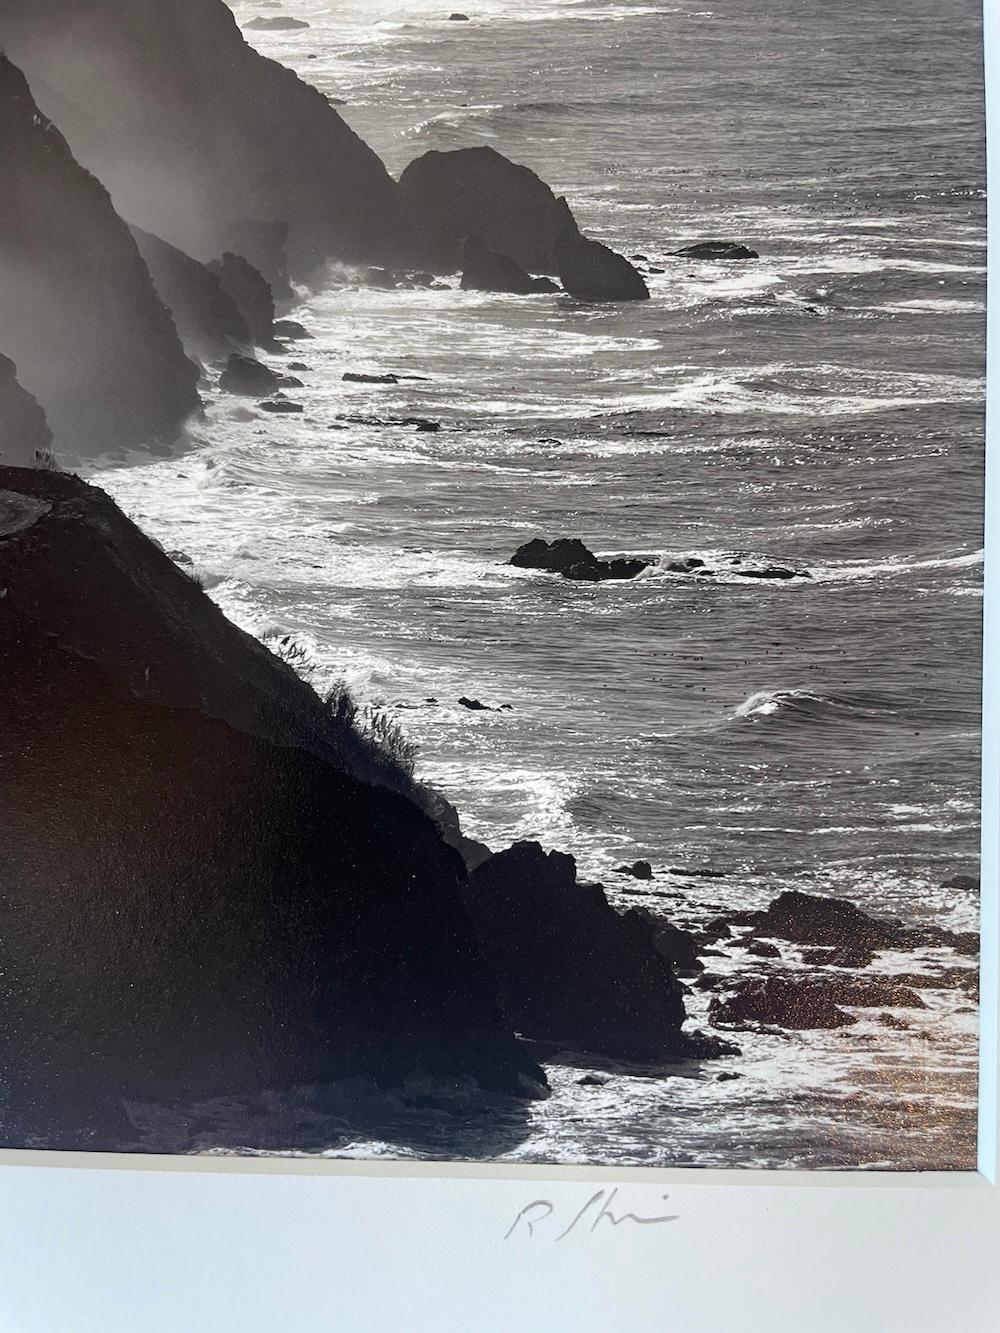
[0, 0, 987, 1170]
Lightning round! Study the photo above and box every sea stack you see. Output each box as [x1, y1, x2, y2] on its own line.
[554, 216, 651, 302]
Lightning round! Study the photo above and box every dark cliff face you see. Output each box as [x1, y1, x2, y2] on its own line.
[130, 227, 253, 360]
[0, 468, 546, 1149]
[0, 354, 53, 468]
[0, 56, 201, 458]
[0, 0, 410, 276]
[399, 147, 579, 274]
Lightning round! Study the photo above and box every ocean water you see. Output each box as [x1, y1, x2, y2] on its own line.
[94, 0, 985, 1168]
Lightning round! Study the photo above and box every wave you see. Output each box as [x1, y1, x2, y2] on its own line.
[732, 688, 896, 724]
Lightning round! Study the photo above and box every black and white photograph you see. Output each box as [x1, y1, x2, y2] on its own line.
[0, 0, 987, 1171]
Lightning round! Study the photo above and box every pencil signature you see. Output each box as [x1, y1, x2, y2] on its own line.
[505, 1188, 679, 1241]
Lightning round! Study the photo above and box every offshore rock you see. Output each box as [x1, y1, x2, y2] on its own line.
[399, 146, 581, 274]
[219, 354, 282, 395]
[674, 241, 759, 260]
[509, 537, 649, 582]
[554, 218, 650, 302]
[460, 236, 560, 295]
[463, 841, 717, 1061]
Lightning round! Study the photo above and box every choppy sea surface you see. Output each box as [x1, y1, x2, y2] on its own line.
[94, 0, 985, 1168]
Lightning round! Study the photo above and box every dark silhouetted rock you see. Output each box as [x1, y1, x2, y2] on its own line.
[273, 320, 312, 340]
[744, 941, 781, 959]
[399, 146, 581, 274]
[675, 241, 759, 260]
[711, 978, 857, 1031]
[0, 466, 547, 1149]
[208, 253, 277, 346]
[259, 400, 304, 413]
[509, 537, 649, 583]
[458, 697, 493, 711]
[0, 56, 200, 458]
[667, 556, 706, 574]
[463, 842, 725, 1060]
[0, 0, 409, 276]
[578, 1074, 611, 1087]
[343, 372, 399, 385]
[554, 219, 650, 302]
[460, 235, 559, 295]
[943, 874, 979, 892]
[733, 565, 810, 581]
[130, 225, 252, 359]
[219, 354, 282, 395]
[617, 860, 654, 880]
[449, 12, 471, 18]
[0, 353, 53, 468]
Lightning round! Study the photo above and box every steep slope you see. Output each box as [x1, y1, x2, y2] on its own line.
[0, 467, 546, 1150]
[0, 56, 200, 457]
[0, 0, 410, 277]
[0, 354, 52, 468]
[130, 226, 252, 360]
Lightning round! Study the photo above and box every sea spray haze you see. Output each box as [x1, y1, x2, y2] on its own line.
[1, 0, 986, 1167]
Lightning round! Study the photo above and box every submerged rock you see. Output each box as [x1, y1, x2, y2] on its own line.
[509, 537, 649, 583]
[674, 241, 759, 260]
[460, 236, 559, 295]
[259, 400, 304, 414]
[554, 219, 650, 302]
[343, 371, 400, 385]
[0, 353, 53, 468]
[667, 556, 706, 574]
[733, 565, 811, 581]
[462, 842, 724, 1060]
[399, 146, 581, 274]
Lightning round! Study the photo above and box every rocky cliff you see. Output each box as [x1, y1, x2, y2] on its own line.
[0, 468, 546, 1149]
[0, 56, 200, 458]
[130, 227, 252, 361]
[0, 355, 52, 468]
[0, 0, 410, 277]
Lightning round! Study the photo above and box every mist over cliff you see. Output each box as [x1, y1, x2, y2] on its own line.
[0, 0, 410, 277]
[0, 54, 200, 457]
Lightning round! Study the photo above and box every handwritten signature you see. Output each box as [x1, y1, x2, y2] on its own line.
[505, 1188, 679, 1242]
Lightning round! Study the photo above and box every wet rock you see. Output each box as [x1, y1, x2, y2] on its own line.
[667, 556, 706, 574]
[461, 842, 702, 1060]
[617, 860, 654, 880]
[509, 537, 649, 583]
[649, 921, 704, 976]
[877, 1013, 910, 1031]
[744, 940, 781, 959]
[733, 565, 811, 581]
[259, 400, 304, 414]
[802, 943, 876, 969]
[458, 697, 492, 711]
[577, 1074, 611, 1087]
[287, 362, 310, 372]
[716, 1070, 742, 1082]
[460, 235, 558, 295]
[674, 241, 759, 261]
[711, 978, 857, 1030]
[208, 253, 277, 347]
[399, 146, 580, 274]
[343, 371, 400, 385]
[448, 12, 471, 18]
[942, 873, 979, 892]
[555, 218, 650, 302]
[362, 267, 400, 289]
[273, 320, 312, 340]
[219, 354, 281, 396]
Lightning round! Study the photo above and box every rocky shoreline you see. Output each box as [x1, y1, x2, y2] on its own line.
[0, 0, 980, 1157]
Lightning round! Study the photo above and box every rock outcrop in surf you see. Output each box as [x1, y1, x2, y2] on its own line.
[399, 146, 579, 274]
[130, 226, 253, 360]
[208, 253, 278, 348]
[460, 236, 560, 295]
[510, 537, 649, 582]
[0, 467, 547, 1149]
[462, 841, 726, 1060]
[0, 0, 409, 276]
[0, 55, 200, 458]
[0, 355, 53, 469]
[554, 220, 651, 302]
